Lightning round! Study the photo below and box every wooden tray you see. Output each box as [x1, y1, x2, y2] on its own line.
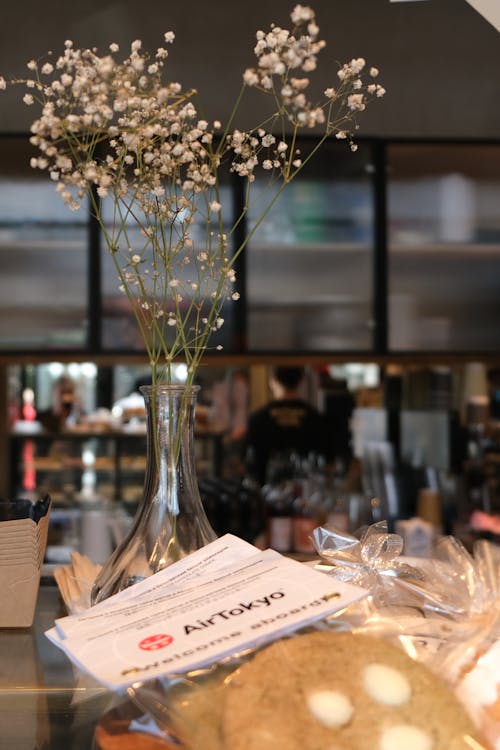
[94, 700, 178, 750]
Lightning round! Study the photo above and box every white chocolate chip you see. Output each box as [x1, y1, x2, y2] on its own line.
[379, 724, 433, 750]
[307, 690, 354, 727]
[362, 663, 412, 706]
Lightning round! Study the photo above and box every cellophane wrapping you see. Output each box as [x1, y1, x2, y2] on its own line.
[121, 521, 500, 749]
[312, 521, 500, 749]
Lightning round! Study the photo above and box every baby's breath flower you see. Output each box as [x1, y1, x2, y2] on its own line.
[291, 4, 315, 23]
[243, 69, 259, 86]
[347, 93, 366, 111]
[0, 4, 384, 387]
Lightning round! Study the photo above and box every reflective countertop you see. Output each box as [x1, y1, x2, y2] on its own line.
[0, 584, 119, 750]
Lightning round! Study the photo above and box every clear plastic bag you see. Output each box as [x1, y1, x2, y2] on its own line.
[127, 625, 490, 749]
[102, 522, 499, 749]
[313, 521, 500, 748]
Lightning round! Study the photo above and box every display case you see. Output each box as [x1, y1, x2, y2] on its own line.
[7, 424, 226, 567]
[2, 136, 500, 359]
[9, 428, 225, 504]
[387, 143, 500, 353]
[245, 141, 375, 352]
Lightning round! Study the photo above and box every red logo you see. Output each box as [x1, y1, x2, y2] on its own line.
[138, 633, 174, 651]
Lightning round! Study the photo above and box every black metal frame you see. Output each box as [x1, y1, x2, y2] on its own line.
[2, 133, 500, 363]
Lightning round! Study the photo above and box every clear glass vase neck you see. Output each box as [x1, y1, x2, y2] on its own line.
[91, 383, 217, 605]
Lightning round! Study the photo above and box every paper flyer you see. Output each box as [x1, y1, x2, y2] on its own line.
[47, 535, 368, 691]
[53, 534, 259, 640]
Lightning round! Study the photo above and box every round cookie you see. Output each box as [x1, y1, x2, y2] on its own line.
[166, 671, 228, 750]
[222, 630, 485, 750]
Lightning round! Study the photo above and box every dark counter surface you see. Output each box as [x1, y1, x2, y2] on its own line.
[0, 584, 119, 750]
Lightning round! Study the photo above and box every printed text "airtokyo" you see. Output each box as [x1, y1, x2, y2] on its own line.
[184, 591, 285, 634]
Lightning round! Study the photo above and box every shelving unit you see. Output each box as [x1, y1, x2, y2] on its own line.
[9, 429, 225, 504]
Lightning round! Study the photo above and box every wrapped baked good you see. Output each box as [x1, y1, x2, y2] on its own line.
[312, 521, 500, 748]
[129, 629, 489, 749]
[87, 525, 499, 748]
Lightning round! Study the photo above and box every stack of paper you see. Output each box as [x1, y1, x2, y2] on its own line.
[47, 534, 368, 691]
[0, 495, 51, 627]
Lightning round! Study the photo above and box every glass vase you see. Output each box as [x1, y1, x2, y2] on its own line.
[91, 384, 217, 605]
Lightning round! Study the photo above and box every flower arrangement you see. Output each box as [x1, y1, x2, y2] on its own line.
[0, 6, 386, 600]
[1, 4, 384, 386]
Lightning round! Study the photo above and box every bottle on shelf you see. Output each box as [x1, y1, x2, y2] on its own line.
[323, 493, 350, 533]
[291, 455, 326, 555]
[292, 493, 320, 554]
[264, 481, 294, 553]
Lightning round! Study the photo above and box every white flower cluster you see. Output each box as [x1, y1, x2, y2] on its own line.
[25, 36, 222, 208]
[1, 5, 385, 383]
[243, 4, 325, 130]
[243, 6, 384, 135]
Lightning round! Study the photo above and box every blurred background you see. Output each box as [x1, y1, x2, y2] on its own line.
[2, 0, 500, 565]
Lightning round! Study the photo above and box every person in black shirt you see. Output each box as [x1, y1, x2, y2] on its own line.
[245, 366, 331, 485]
